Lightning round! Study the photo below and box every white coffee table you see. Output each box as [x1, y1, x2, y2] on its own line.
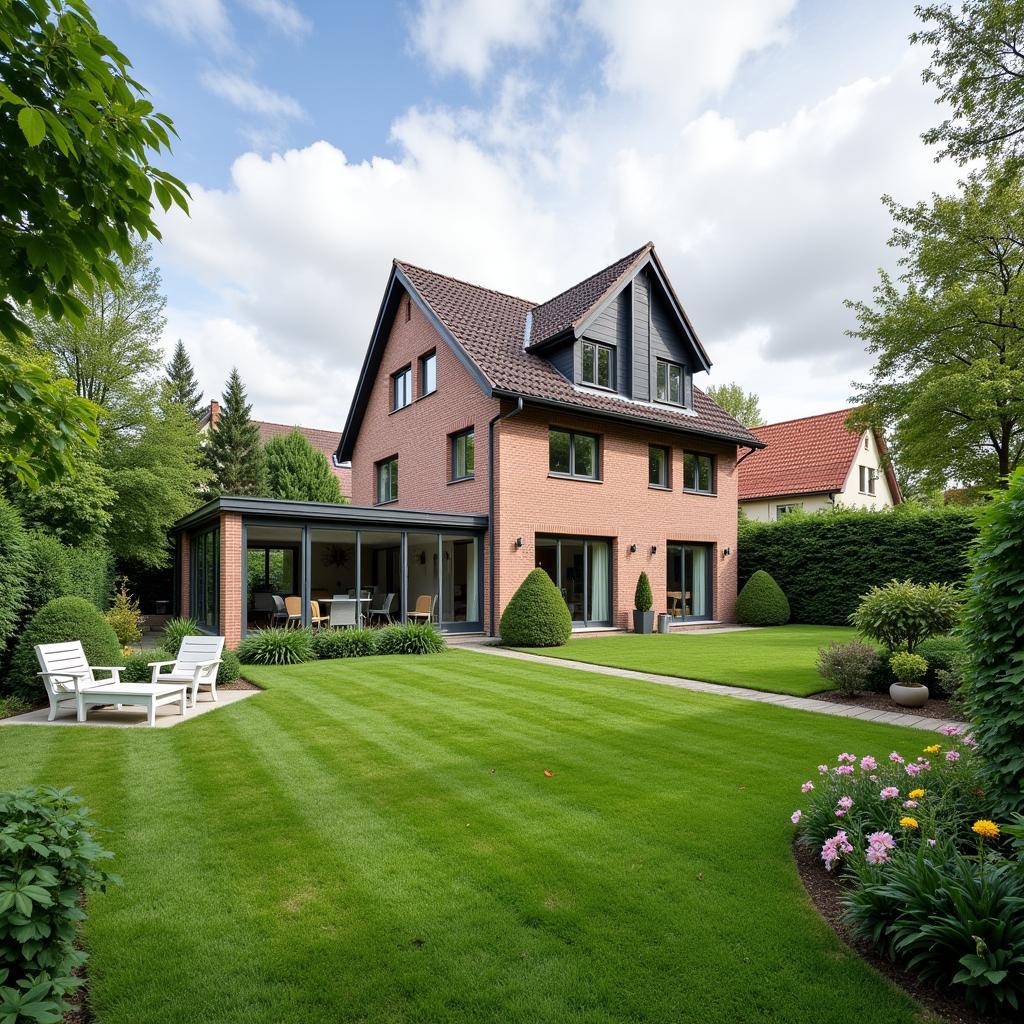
[77, 682, 188, 726]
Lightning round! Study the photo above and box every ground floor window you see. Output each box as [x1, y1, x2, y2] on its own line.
[535, 534, 611, 626]
[191, 526, 220, 632]
[666, 542, 713, 620]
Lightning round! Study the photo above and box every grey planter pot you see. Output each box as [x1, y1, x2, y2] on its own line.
[633, 610, 655, 634]
[890, 682, 929, 708]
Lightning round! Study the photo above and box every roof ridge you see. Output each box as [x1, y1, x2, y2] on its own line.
[256, 418, 340, 433]
[753, 407, 862, 432]
[530, 241, 653, 318]
[395, 259, 537, 307]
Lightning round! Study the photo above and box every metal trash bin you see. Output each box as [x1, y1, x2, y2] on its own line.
[657, 613, 672, 634]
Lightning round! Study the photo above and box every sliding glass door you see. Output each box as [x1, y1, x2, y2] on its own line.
[536, 535, 612, 627]
[666, 542, 713, 621]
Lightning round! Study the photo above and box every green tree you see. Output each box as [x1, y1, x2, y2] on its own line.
[204, 369, 268, 497]
[164, 339, 204, 420]
[706, 382, 765, 426]
[0, 0, 187, 482]
[264, 429, 344, 503]
[914, 0, 1024, 164]
[9, 456, 114, 546]
[848, 164, 1024, 490]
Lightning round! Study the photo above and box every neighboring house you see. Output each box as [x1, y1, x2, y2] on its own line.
[737, 408, 902, 521]
[172, 243, 762, 646]
[199, 400, 352, 498]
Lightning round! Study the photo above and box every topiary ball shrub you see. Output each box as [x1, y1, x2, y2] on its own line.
[310, 628, 378, 660]
[218, 649, 242, 683]
[889, 650, 928, 686]
[735, 570, 790, 626]
[6, 597, 122, 701]
[374, 623, 446, 655]
[236, 627, 313, 666]
[162, 617, 199, 657]
[500, 568, 572, 647]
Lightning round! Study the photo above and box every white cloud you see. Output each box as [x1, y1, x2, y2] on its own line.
[239, 0, 312, 39]
[410, 0, 555, 82]
[200, 71, 306, 120]
[143, 0, 230, 48]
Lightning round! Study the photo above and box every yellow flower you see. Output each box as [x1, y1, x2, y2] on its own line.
[923, 744, 941, 754]
[908, 789, 925, 800]
[972, 819, 1000, 840]
[900, 816, 919, 829]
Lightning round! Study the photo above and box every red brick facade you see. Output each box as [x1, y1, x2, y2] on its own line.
[219, 513, 242, 648]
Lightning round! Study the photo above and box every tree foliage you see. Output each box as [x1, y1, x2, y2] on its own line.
[204, 369, 268, 497]
[848, 165, 1024, 490]
[0, 497, 30, 653]
[705, 382, 764, 426]
[164, 338, 203, 420]
[913, 1, 1024, 164]
[849, 578, 961, 653]
[8, 455, 114, 546]
[264, 429, 344, 504]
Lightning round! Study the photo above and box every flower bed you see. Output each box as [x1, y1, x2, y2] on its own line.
[791, 729, 1024, 1017]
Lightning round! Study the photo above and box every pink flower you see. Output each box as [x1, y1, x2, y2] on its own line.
[791, 809, 802, 824]
[889, 751, 904, 764]
[945, 750, 960, 763]
[821, 830, 853, 871]
[905, 763, 922, 777]
[837, 752, 856, 764]
[837, 795, 854, 809]
[867, 831, 896, 850]
[865, 844, 891, 866]
[879, 786, 900, 801]
[801, 780, 815, 793]
[962, 734, 977, 747]
[817, 764, 829, 774]
[940, 725, 962, 737]
[903, 800, 918, 809]
[834, 809, 847, 818]
[834, 765, 854, 776]
[860, 755, 877, 772]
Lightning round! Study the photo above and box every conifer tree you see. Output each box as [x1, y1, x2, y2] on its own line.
[164, 340, 204, 420]
[203, 369, 267, 496]
[265, 429, 345, 503]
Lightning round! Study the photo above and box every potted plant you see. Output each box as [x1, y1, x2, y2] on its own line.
[633, 572, 654, 634]
[889, 651, 929, 708]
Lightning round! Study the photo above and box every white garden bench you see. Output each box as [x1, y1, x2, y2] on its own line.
[148, 635, 225, 707]
[36, 641, 187, 726]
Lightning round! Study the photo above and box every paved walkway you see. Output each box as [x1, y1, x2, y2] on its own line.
[464, 644, 959, 732]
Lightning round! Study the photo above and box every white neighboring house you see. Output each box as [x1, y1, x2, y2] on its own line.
[737, 408, 902, 522]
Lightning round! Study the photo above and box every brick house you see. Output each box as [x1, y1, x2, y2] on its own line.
[173, 243, 761, 646]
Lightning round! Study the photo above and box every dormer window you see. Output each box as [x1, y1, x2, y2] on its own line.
[581, 341, 613, 389]
[656, 359, 683, 405]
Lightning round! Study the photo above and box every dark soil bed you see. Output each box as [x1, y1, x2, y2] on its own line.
[795, 844, 1012, 1024]
[811, 689, 968, 722]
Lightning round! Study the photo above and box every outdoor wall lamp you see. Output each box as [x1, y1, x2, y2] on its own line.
[515, 536, 524, 548]
[629, 543, 637, 553]
[723, 547, 731, 557]
[650, 545, 657, 555]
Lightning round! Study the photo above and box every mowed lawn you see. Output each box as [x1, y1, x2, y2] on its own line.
[516, 625, 858, 696]
[0, 651, 929, 1024]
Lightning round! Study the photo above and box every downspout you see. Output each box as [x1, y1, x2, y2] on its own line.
[488, 396, 525, 636]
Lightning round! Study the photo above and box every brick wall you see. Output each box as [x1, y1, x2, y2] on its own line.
[219, 513, 242, 648]
[493, 406, 739, 629]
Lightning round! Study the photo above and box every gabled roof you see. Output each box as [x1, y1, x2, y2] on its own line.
[338, 245, 761, 461]
[255, 420, 351, 495]
[737, 408, 902, 503]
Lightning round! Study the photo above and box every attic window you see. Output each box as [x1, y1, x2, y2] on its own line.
[581, 341, 613, 389]
[656, 359, 683, 405]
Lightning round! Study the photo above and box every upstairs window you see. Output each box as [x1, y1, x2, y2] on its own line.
[392, 366, 412, 411]
[549, 428, 599, 480]
[776, 503, 802, 518]
[451, 429, 475, 481]
[859, 465, 877, 495]
[656, 359, 683, 405]
[581, 341, 613, 389]
[648, 445, 669, 488]
[683, 451, 714, 494]
[420, 351, 436, 397]
[376, 456, 398, 504]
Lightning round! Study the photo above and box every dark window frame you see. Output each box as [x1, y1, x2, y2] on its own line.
[548, 427, 601, 481]
[648, 444, 670, 489]
[190, 525, 220, 633]
[375, 455, 399, 504]
[682, 450, 715, 495]
[391, 365, 413, 411]
[581, 340, 614, 390]
[655, 358, 684, 406]
[450, 428, 475, 482]
[419, 350, 437, 398]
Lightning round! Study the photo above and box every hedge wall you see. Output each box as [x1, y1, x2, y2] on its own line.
[737, 505, 978, 625]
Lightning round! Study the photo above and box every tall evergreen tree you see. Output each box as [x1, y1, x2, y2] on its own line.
[164, 340, 204, 420]
[265, 430, 345, 504]
[204, 369, 268, 497]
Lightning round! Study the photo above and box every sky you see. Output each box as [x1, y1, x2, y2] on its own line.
[91, 0, 963, 429]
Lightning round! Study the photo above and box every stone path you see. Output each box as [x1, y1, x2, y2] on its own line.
[464, 644, 958, 732]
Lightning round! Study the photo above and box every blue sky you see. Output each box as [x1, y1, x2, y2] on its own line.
[88, 1, 959, 428]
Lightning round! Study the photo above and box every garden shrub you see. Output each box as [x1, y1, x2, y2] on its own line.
[374, 623, 447, 655]
[816, 641, 880, 698]
[142, 647, 241, 683]
[0, 787, 120, 1023]
[916, 635, 966, 699]
[310, 628, 378, 660]
[0, 496, 30, 655]
[162, 617, 199, 657]
[961, 468, 1024, 816]
[105, 578, 142, 648]
[5, 598, 121, 701]
[634, 572, 653, 612]
[738, 504, 977, 624]
[0, 695, 30, 720]
[734, 569, 790, 625]
[20, 535, 114, 624]
[219, 649, 242, 683]
[236, 627, 313, 665]
[849, 578, 960, 653]
[500, 568, 572, 647]
[63, 543, 114, 612]
[889, 650, 928, 685]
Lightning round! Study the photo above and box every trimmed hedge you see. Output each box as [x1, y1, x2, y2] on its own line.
[23, 533, 113, 618]
[500, 568, 572, 647]
[0, 497, 30, 653]
[738, 505, 977, 625]
[735, 570, 790, 625]
[6, 597, 122, 701]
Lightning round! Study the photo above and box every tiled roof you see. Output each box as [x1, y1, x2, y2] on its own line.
[737, 408, 865, 501]
[526, 243, 652, 347]
[395, 254, 760, 447]
[256, 420, 351, 496]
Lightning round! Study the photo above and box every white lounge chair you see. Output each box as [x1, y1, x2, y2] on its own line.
[35, 641, 187, 726]
[148, 635, 225, 706]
